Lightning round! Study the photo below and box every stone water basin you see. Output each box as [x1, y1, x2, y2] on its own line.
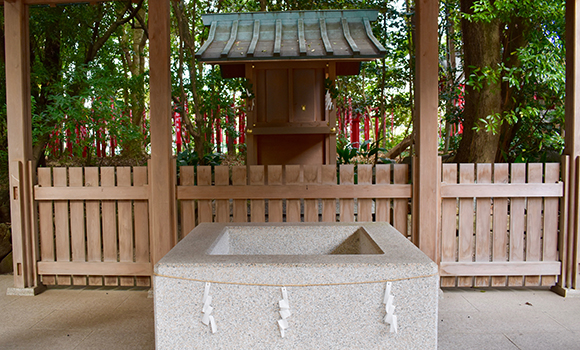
[154, 222, 438, 349]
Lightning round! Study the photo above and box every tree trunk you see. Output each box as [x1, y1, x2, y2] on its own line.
[495, 16, 529, 162]
[455, 0, 502, 163]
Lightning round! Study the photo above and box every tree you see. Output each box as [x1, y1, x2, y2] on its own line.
[454, 0, 565, 163]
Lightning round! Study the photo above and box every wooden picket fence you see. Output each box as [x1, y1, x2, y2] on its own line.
[32, 161, 566, 288]
[177, 164, 412, 238]
[35, 167, 151, 287]
[439, 163, 563, 287]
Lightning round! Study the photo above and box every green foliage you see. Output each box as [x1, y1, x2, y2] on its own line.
[177, 147, 223, 167]
[336, 135, 391, 165]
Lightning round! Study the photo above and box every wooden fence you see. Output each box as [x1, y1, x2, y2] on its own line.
[35, 167, 151, 287]
[32, 161, 566, 288]
[177, 164, 412, 238]
[439, 163, 563, 287]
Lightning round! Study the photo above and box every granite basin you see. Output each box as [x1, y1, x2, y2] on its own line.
[154, 222, 438, 349]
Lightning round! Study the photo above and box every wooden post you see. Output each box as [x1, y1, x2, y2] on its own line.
[4, 0, 43, 294]
[553, 0, 580, 296]
[149, 0, 176, 265]
[412, 0, 440, 263]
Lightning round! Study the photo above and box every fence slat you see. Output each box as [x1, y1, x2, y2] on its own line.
[250, 166, 266, 222]
[215, 166, 230, 223]
[69, 167, 86, 286]
[458, 164, 474, 287]
[375, 164, 391, 223]
[53, 168, 71, 286]
[441, 164, 457, 287]
[509, 163, 526, 287]
[304, 165, 321, 222]
[491, 164, 509, 287]
[85, 168, 103, 286]
[475, 164, 492, 287]
[358, 165, 373, 222]
[101, 167, 118, 286]
[38, 168, 55, 285]
[393, 164, 408, 236]
[180, 166, 196, 236]
[542, 163, 560, 286]
[133, 166, 150, 287]
[340, 165, 355, 222]
[117, 167, 134, 287]
[321, 165, 337, 222]
[197, 166, 213, 225]
[232, 166, 248, 222]
[267, 166, 284, 222]
[525, 164, 543, 286]
[286, 165, 302, 222]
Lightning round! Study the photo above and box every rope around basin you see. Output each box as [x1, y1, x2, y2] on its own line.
[152, 272, 438, 288]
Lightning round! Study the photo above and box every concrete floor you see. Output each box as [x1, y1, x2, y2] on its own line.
[2, 275, 580, 349]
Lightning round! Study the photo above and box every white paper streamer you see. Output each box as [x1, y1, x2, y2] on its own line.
[383, 282, 398, 333]
[278, 287, 291, 337]
[201, 282, 217, 333]
[325, 91, 334, 111]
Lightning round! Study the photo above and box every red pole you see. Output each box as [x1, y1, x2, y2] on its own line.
[351, 112, 360, 148]
[364, 108, 370, 142]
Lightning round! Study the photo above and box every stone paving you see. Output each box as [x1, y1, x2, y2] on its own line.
[2, 274, 580, 349]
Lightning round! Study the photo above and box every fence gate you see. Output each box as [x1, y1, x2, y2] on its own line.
[35, 166, 151, 287]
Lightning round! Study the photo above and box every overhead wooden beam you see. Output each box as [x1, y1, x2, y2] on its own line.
[0, 0, 112, 5]
[412, 0, 440, 263]
[149, 0, 176, 265]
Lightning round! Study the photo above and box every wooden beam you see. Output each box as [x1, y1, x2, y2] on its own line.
[440, 262, 561, 277]
[149, 0, 176, 265]
[221, 20, 238, 58]
[38, 262, 152, 276]
[561, 0, 580, 290]
[195, 21, 217, 59]
[341, 18, 360, 55]
[5, 0, 41, 291]
[440, 183, 563, 198]
[0, 0, 112, 4]
[298, 19, 306, 56]
[413, 0, 440, 262]
[274, 19, 282, 56]
[319, 18, 333, 55]
[177, 184, 412, 200]
[34, 185, 149, 200]
[247, 20, 260, 57]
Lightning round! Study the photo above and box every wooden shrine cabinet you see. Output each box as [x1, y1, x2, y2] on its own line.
[245, 61, 337, 165]
[196, 10, 386, 166]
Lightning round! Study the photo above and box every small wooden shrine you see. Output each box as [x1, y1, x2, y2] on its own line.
[196, 10, 386, 165]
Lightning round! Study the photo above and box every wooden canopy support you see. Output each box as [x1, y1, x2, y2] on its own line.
[4, 0, 44, 294]
[554, 0, 580, 295]
[149, 0, 176, 265]
[412, 0, 440, 262]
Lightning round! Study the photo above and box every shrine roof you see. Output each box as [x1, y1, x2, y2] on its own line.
[195, 10, 387, 63]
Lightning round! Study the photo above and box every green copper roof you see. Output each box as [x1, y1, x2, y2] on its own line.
[195, 10, 387, 62]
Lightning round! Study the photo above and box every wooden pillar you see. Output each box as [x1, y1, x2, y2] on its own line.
[554, 0, 580, 294]
[412, 0, 440, 262]
[4, 0, 42, 294]
[149, 0, 176, 265]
